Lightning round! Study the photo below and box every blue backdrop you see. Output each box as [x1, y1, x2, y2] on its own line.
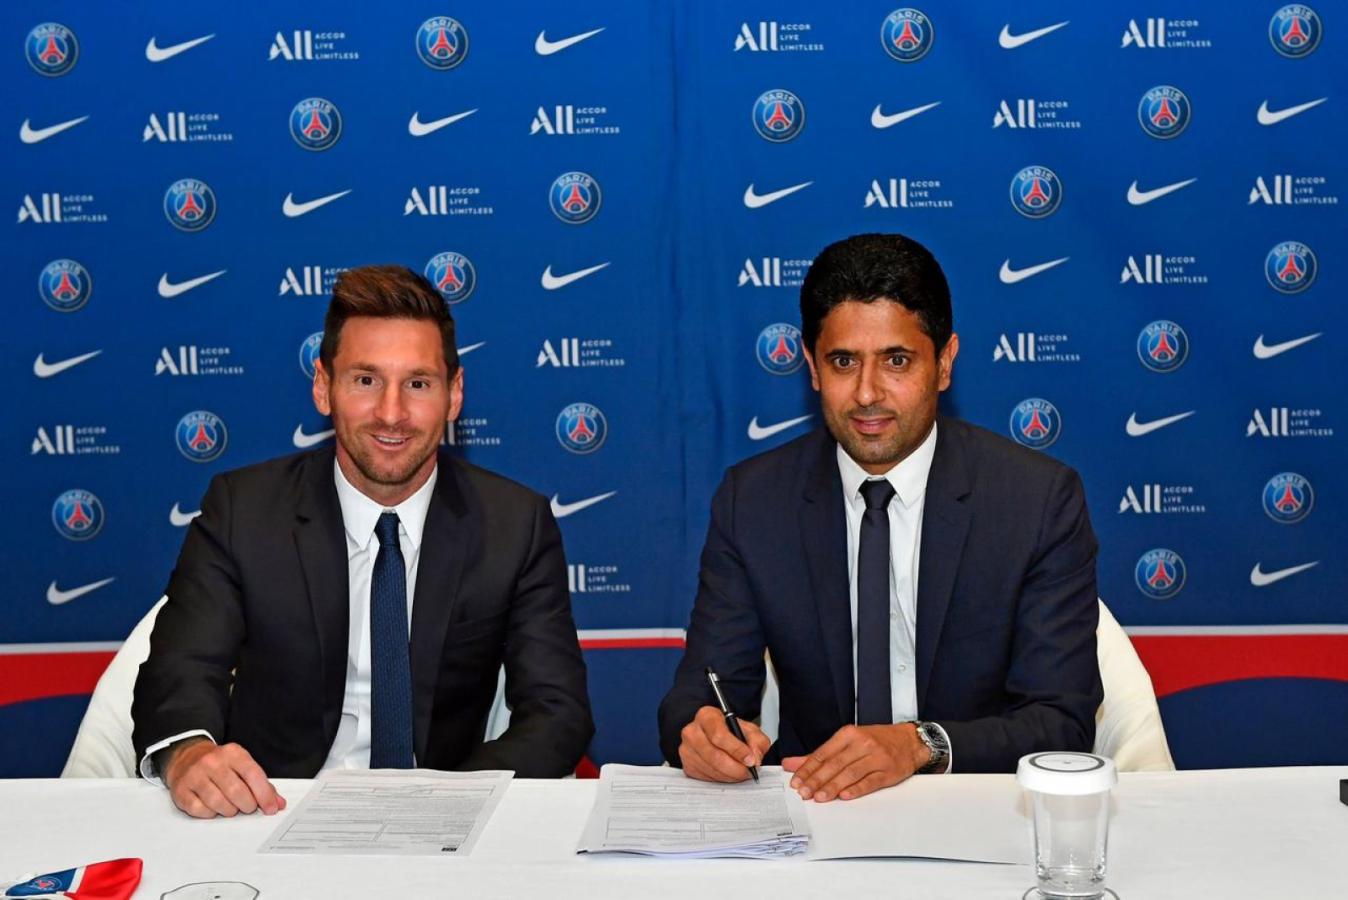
[5, 1, 1345, 776]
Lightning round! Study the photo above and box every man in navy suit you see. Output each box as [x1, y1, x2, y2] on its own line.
[659, 233, 1101, 802]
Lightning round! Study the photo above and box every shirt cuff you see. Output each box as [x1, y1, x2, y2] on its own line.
[139, 730, 215, 786]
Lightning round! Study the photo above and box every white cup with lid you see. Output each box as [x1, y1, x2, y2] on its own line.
[1017, 752, 1118, 899]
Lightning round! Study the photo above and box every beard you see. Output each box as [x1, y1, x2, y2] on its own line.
[340, 426, 439, 489]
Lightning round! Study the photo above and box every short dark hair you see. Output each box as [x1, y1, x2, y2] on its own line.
[799, 233, 952, 353]
[319, 265, 459, 375]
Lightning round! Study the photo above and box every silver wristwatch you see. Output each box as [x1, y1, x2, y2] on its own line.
[913, 720, 950, 774]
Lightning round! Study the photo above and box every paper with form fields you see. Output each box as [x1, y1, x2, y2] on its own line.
[578, 764, 809, 858]
[260, 769, 512, 856]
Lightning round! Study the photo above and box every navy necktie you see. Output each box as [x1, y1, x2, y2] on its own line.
[370, 512, 414, 768]
[856, 479, 896, 726]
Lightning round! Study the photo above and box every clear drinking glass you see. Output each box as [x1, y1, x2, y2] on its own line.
[1017, 752, 1117, 900]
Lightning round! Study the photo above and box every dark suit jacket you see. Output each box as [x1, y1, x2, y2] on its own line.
[659, 418, 1102, 773]
[133, 448, 593, 778]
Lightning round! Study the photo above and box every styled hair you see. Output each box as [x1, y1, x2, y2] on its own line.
[799, 233, 952, 352]
[319, 265, 458, 374]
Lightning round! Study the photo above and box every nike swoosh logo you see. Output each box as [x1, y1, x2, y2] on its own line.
[999, 257, 1069, 284]
[19, 115, 90, 144]
[1250, 561, 1319, 587]
[34, 350, 101, 378]
[998, 21, 1069, 49]
[550, 491, 616, 518]
[1127, 178, 1197, 205]
[1253, 332, 1322, 359]
[293, 425, 336, 448]
[158, 270, 226, 299]
[743, 181, 813, 209]
[47, 577, 115, 606]
[282, 189, 352, 218]
[1257, 98, 1327, 126]
[145, 34, 215, 62]
[408, 109, 478, 137]
[541, 262, 611, 290]
[870, 101, 941, 129]
[535, 27, 605, 56]
[170, 503, 201, 527]
[457, 341, 486, 356]
[748, 414, 813, 441]
[1125, 410, 1195, 437]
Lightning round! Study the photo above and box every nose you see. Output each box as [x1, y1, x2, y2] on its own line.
[374, 382, 408, 426]
[854, 358, 884, 408]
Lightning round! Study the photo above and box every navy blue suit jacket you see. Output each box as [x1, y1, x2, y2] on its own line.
[659, 418, 1102, 773]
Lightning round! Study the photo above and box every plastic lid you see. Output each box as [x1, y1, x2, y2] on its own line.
[1016, 752, 1117, 795]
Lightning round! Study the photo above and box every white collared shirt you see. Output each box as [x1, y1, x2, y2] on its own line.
[324, 460, 437, 769]
[139, 461, 437, 783]
[837, 422, 951, 770]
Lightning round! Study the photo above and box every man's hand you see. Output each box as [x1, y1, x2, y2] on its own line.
[677, 705, 772, 783]
[782, 722, 930, 802]
[162, 738, 287, 819]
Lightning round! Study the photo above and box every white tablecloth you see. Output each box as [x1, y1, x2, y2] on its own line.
[1, 767, 1343, 899]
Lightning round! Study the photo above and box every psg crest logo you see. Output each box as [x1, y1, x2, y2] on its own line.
[1136, 320, 1189, 373]
[1009, 166, 1062, 219]
[1262, 472, 1313, 524]
[39, 259, 91, 313]
[1134, 549, 1186, 600]
[756, 324, 804, 375]
[556, 402, 608, 454]
[1137, 85, 1191, 140]
[176, 411, 228, 463]
[1264, 241, 1317, 293]
[299, 332, 323, 379]
[1009, 398, 1061, 449]
[549, 172, 602, 224]
[1269, 5, 1321, 58]
[881, 9, 933, 62]
[417, 16, 469, 70]
[163, 178, 217, 232]
[26, 23, 78, 76]
[752, 89, 805, 142]
[423, 252, 477, 304]
[290, 98, 342, 151]
[51, 489, 104, 541]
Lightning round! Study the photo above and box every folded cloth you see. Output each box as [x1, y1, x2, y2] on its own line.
[4, 859, 142, 899]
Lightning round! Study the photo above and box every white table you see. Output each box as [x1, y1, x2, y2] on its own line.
[2, 767, 1344, 899]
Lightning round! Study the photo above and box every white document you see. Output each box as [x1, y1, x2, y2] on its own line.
[260, 769, 513, 856]
[803, 773, 1028, 863]
[578, 764, 809, 858]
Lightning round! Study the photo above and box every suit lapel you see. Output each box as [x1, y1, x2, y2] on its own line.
[293, 450, 351, 737]
[799, 432, 855, 726]
[915, 421, 972, 710]
[409, 455, 470, 760]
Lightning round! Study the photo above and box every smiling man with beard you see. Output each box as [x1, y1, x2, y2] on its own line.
[133, 265, 592, 818]
[660, 233, 1102, 801]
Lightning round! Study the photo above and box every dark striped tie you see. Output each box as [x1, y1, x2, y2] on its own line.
[370, 512, 414, 768]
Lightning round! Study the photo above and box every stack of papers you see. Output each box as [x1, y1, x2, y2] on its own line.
[578, 764, 809, 858]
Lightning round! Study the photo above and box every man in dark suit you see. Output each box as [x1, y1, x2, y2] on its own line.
[660, 233, 1101, 802]
[134, 265, 593, 818]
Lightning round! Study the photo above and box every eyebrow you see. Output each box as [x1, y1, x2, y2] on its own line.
[825, 345, 916, 357]
[345, 363, 442, 378]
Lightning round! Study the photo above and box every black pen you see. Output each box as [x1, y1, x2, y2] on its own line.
[705, 666, 759, 783]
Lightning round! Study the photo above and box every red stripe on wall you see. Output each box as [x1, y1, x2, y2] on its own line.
[1130, 634, 1348, 698]
[0, 651, 115, 707]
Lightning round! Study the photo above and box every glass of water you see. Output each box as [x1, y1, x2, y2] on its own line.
[1017, 752, 1118, 899]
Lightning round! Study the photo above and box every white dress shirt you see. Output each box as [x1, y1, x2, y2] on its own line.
[837, 422, 952, 770]
[139, 461, 436, 782]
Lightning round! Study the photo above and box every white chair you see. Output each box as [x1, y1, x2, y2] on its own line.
[757, 599, 1175, 772]
[62, 598, 166, 777]
[63, 598, 514, 777]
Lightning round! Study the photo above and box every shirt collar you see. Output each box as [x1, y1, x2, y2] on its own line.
[836, 421, 938, 510]
[333, 459, 438, 553]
